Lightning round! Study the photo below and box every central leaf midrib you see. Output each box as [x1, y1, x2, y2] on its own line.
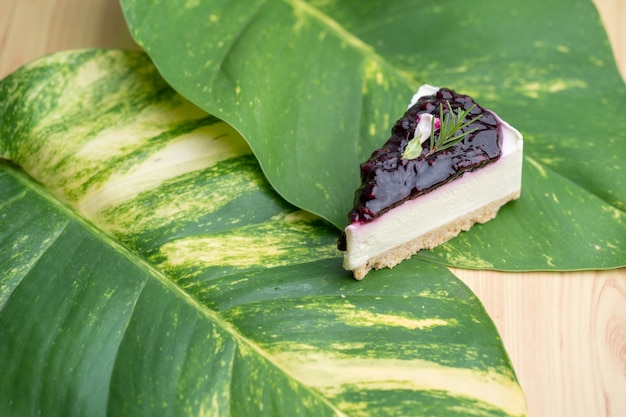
[282, 0, 416, 89]
[13, 158, 347, 416]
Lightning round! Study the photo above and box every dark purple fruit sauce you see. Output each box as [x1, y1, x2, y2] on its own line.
[338, 88, 502, 251]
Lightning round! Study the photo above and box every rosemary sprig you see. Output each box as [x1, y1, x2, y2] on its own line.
[425, 100, 482, 157]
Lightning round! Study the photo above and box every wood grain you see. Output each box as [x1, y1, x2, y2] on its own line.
[1, 1, 625, 416]
[452, 268, 626, 417]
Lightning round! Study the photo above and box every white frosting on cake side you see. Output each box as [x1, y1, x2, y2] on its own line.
[343, 85, 523, 275]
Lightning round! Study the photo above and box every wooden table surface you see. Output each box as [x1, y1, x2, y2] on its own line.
[1, 1, 625, 416]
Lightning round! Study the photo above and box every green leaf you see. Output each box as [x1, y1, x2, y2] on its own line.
[0, 49, 526, 416]
[419, 157, 626, 270]
[119, 0, 626, 270]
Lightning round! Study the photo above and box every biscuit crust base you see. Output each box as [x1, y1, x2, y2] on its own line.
[350, 191, 520, 280]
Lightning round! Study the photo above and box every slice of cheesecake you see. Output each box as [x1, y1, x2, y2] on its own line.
[339, 85, 523, 280]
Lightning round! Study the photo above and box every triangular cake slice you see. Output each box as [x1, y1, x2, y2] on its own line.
[339, 85, 523, 280]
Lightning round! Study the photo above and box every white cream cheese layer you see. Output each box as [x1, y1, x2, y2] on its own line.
[343, 86, 523, 271]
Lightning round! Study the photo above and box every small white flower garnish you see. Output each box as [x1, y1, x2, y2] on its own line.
[401, 113, 440, 160]
[402, 101, 482, 160]
[414, 113, 438, 144]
